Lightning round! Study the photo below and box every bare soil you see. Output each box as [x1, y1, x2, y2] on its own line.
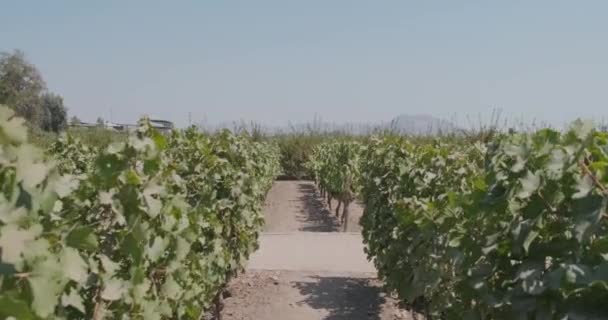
[262, 181, 364, 233]
[222, 271, 418, 320]
[220, 181, 420, 320]
[248, 233, 375, 273]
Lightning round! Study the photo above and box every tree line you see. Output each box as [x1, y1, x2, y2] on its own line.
[0, 49, 68, 132]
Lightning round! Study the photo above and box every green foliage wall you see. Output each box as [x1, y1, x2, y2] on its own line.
[0, 106, 280, 319]
[360, 122, 608, 319]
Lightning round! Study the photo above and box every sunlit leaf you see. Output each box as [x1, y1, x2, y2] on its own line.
[61, 290, 85, 313]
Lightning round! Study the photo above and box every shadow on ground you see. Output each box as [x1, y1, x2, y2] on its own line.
[296, 182, 340, 232]
[293, 276, 386, 320]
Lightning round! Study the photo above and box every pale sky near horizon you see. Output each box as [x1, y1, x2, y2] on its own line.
[1, 1, 607, 128]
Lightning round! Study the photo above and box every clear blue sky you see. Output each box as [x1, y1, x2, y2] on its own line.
[1, 1, 607, 127]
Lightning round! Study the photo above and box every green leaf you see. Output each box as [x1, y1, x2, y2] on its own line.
[0, 224, 40, 265]
[518, 171, 541, 199]
[52, 200, 63, 214]
[517, 263, 546, 295]
[573, 174, 594, 199]
[448, 236, 462, 247]
[125, 169, 142, 185]
[143, 183, 163, 218]
[0, 207, 27, 224]
[161, 275, 182, 300]
[99, 254, 120, 276]
[132, 278, 151, 304]
[151, 130, 167, 150]
[570, 119, 594, 140]
[53, 175, 79, 198]
[66, 226, 98, 252]
[22, 238, 50, 264]
[61, 290, 85, 313]
[28, 273, 64, 317]
[0, 106, 28, 144]
[122, 234, 144, 265]
[573, 196, 606, 243]
[106, 142, 125, 154]
[175, 236, 190, 261]
[15, 146, 48, 188]
[512, 157, 526, 173]
[61, 247, 88, 283]
[564, 264, 590, 285]
[523, 230, 539, 253]
[147, 236, 168, 262]
[131, 136, 154, 152]
[546, 267, 566, 290]
[101, 277, 126, 301]
[546, 149, 566, 177]
[0, 293, 35, 320]
[98, 191, 114, 205]
[142, 300, 162, 320]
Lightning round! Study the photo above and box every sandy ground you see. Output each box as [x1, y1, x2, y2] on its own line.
[262, 181, 364, 233]
[222, 271, 418, 320]
[248, 233, 375, 273]
[221, 181, 420, 320]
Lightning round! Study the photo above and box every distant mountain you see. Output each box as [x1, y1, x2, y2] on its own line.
[385, 114, 458, 135]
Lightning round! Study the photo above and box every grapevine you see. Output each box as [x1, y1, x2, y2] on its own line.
[307, 141, 362, 231]
[360, 123, 608, 318]
[0, 105, 280, 319]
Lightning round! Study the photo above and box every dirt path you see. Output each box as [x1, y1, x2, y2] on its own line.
[263, 181, 364, 233]
[248, 233, 375, 273]
[222, 181, 418, 320]
[222, 271, 412, 320]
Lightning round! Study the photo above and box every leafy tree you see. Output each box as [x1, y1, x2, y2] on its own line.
[0, 49, 69, 132]
[70, 115, 81, 125]
[96, 117, 105, 127]
[0, 50, 45, 123]
[40, 93, 67, 132]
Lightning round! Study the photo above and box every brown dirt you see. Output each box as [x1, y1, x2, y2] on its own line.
[220, 181, 421, 320]
[248, 233, 375, 273]
[222, 271, 418, 320]
[263, 180, 364, 233]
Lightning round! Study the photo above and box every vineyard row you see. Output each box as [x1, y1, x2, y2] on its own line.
[308, 122, 608, 319]
[0, 106, 280, 319]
